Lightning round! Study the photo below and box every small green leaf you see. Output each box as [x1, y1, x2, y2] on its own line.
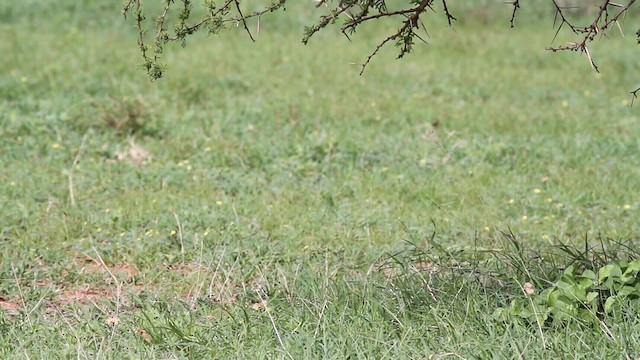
[615, 259, 629, 269]
[585, 291, 598, 304]
[617, 285, 638, 297]
[625, 260, 640, 273]
[604, 296, 618, 313]
[563, 265, 576, 276]
[581, 269, 596, 280]
[599, 264, 623, 282]
[622, 261, 640, 282]
[576, 276, 593, 289]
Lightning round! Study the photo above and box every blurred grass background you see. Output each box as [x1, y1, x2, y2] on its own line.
[1, 0, 640, 357]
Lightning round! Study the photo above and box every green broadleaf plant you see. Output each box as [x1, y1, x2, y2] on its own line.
[495, 260, 640, 326]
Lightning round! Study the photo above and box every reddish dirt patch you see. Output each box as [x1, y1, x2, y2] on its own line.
[0, 297, 21, 315]
[6, 259, 251, 314]
[75, 256, 140, 281]
[55, 287, 114, 307]
[28, 257, 143, 310]
[112, 263, 139, 278]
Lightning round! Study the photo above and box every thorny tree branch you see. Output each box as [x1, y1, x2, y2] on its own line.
[635, 29, 640, 103]
[542, 0, 638, 102]
[124, 0, 640, 99]
[303, 0, 456, 75]
[234, 0, 256, 42]
[123, 0, 286, 79]
[508, 0, 521, 28]
[547, 0, 637, 72]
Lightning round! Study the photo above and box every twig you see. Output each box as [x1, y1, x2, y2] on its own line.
[68, 134, 88, 207]
[234, 0, 255, 42]
[347, 0, 436, 74]
[12, 264, 32, 326]
[359, 33, 400, 75]
[257, 288, 294, 360]
[49, 302, 88, 358]
[631, 87, 640, 105]
[91, 247, 123, 309]
[508, 0, 521, 28]
[124, 0, 639, 85]
[173, 213, 185, 257]
[547, 0, 636, 72]
[518, 279, 548, 349]
[208, 246, 226, 299]
[441, 0, 457, 26]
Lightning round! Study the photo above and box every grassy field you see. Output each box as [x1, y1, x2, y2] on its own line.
[2, 1, 640, 358]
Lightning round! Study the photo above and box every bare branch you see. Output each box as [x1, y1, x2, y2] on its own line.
[546, 0, 636, 72]
[441, 0, 457, 26]
[124, 0, 639, 89]
[632, 87, 640, 105]
[508, 0, 521, 28]
[314, 0, 443, 75]
[234, 0, 255, 42]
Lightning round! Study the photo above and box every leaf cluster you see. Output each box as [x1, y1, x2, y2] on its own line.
[122, 0, 286, 80]
[496, 260, 640, 326]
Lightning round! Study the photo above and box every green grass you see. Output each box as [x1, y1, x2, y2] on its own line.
[2, 1, 640, 358]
